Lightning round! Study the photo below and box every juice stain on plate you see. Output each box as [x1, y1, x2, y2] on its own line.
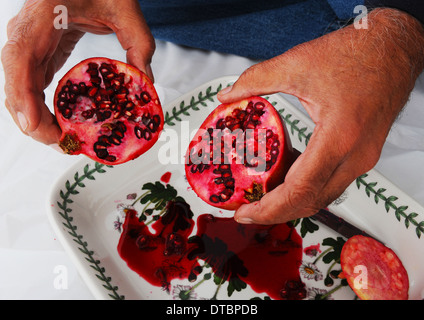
[117, 201, 305, 300]
[160, 171, 172, 184]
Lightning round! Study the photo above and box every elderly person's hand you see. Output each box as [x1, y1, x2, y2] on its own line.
[1, 0, 155, 145]
[218, 8, 424, 225]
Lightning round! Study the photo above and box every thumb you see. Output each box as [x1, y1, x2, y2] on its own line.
[217, 52, 307, 103]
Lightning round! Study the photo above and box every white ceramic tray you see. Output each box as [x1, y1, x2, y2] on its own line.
[47, 76, 424, 300]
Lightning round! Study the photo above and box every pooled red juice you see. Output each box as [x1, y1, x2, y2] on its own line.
[118, 201, 304, 299]
[191, 214, 304, 299]
[117, 202, 199, 291]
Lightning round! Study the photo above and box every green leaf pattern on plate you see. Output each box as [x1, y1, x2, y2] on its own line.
[57, 163, 123, 299]
[54, 81, 423, 300]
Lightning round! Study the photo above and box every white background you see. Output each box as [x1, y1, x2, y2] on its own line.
[1, 1, 424, 299]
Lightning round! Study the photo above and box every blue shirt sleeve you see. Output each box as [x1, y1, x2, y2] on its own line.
[365, 0, 424, 24]
[326, 0, 364, 20]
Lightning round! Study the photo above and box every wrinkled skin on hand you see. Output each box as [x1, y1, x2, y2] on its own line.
[218, 8, 424, 225]
[1, 0, 155, 145]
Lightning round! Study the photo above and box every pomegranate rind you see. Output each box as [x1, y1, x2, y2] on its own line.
[54, 57, 163, 165]
[185, 96, 294, 210]
[340, 235, 409, 300]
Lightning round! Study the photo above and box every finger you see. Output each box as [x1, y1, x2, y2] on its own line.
[108, 1, 155, 81]
[70, 0, 155, 80]
[2, 42, 61, 144]
[2, 1, 66, 143]
[234, 157, 355, 225]
[27, 102, 62, 145]
[44, 29, 85, 87]
[3, 66, 62, 145]
[2, 42, 38, 133]
[217, 49, 309, 103]
[6, 15, 17, 38]
[5, 96, 61, 146]
[234, 125, 346, 224]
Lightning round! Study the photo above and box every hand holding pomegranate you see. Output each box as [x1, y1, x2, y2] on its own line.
[218, 8, 424, 224]
[1, 0, 155, 146]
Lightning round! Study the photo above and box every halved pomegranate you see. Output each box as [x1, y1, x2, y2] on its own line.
[54, 57, 163, 165]
[185, 96, 294, 210]
[340, 235, 409, 300]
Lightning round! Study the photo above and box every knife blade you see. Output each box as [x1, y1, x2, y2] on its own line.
[311, 209, 383, 244]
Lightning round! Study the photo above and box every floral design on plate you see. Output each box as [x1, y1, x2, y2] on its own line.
[48, 76, 424, 300]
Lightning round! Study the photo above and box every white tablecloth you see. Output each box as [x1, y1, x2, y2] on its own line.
[1, 1, 424, 299]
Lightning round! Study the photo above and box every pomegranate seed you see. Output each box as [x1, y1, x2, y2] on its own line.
[209, 195, 220, 203]
[88, 87, 98, 97]
[79, 82, 87, 94]
[143, 129, 152, 141]
[70, 84, 79, 93]
[99, 102, 111, 109]
[140, 92, 151, 103]
[62, 107, 73, 119]
[88, 62, 98, 70]
[115, 93, 126, 100]
[109, 135, 121, 146]
[91, 76, 101, 86]
[57, 100, 68, 108]
[81, 109, 94, 119]
[254, 102, 265, 111]
[134, 126, 143, 139]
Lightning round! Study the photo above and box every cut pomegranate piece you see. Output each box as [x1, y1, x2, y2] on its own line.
[185, 96, 294, 210]
[54, 57, 163, 165]
[340, 235, 409, 300]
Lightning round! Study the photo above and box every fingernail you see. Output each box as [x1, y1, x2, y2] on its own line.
[17, 112, 28, 132]
[218, 85, 233, 96]
[236, 217, 254, 224]
[235, 204, 253, 224]
[49, 143, 64, 153]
